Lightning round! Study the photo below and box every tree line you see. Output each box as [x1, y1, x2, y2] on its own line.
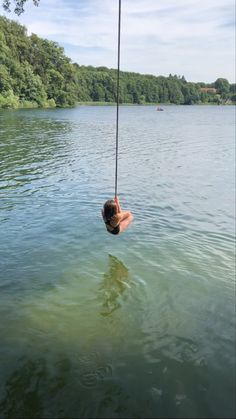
[0, 16, 235, 109]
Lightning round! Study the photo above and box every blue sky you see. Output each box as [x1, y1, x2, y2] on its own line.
[2, 0, 235, 82]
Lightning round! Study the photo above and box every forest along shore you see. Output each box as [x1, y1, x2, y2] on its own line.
[0, 15, 235, 109]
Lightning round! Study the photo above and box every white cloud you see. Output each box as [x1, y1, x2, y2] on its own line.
[2, 0, 235, 82]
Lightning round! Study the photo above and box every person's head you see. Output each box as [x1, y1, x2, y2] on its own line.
[103, 199, 117, 221]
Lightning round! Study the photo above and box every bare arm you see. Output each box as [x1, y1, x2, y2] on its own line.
[118, 211, 132, 222]
[115, 196, 121, 213]
[115, 197, 133, 222]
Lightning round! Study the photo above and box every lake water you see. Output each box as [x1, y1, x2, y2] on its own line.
[0, 105, 235, 418]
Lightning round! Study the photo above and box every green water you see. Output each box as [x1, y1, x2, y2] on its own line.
[0, 106, 235, 418]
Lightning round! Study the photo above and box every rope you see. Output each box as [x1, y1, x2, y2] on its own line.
[115, 0, 121, 197]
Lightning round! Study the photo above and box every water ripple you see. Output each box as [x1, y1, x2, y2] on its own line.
[0, 106, 235, 419]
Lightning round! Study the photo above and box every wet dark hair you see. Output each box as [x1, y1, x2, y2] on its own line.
[103, 199, 117, 221]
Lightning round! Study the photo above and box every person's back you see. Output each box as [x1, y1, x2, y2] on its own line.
[102, 196, 133, 235]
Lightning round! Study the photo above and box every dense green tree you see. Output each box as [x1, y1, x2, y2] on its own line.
[20, 63, 47, 105]
[230, 83, 236, 93]
[167, 78, 184, 104]
[0, 63, 12, 91]
[0, 16, 77, 107]
[182, 83, 200, 105]
[0, 89, 19, 107]
[214, 78, 230, 94]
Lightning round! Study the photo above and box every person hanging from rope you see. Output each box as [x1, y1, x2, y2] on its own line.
[102, 196, 133, 235]
[102, 1, 133, 235]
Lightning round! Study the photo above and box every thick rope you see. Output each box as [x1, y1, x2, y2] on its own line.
[115, 0, 121, 197]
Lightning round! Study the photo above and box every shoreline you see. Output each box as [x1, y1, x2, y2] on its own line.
[0, 102, 235, 111]
[76, 101, 235, 107]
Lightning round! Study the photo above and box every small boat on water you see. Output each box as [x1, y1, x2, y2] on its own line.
[156, 107, 164, 111]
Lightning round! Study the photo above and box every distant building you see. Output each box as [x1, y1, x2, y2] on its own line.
[200, 88, 217, 93]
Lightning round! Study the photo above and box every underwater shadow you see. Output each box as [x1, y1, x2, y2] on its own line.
[0, 357, 48, 419]
[98, 254, 130, 317]
[0, 355, 134, 419]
